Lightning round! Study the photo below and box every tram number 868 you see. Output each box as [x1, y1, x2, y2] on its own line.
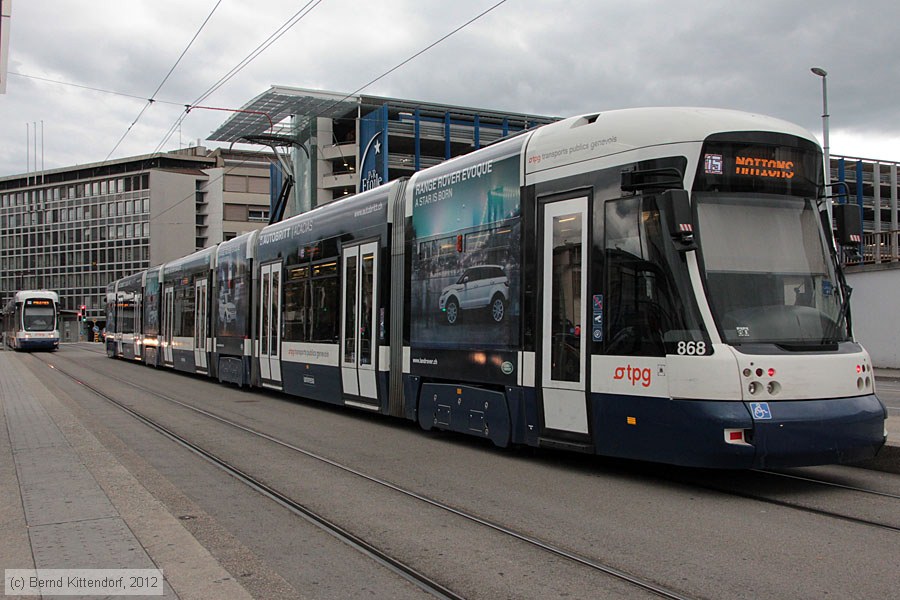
[676, 341, 707, 356]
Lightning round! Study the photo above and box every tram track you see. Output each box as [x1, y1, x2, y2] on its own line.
[639, 457, 900, 533]
[61, 345, 900, 532]
[37, 354, 464, 600]
[672, 474, 900, 534]
[754, 468, 900, 502]
[36, 348, 697, 600]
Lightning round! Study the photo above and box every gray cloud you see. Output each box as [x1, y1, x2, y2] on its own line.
[2, 0, 898, 176]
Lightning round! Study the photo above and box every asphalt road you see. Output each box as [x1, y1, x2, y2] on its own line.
[14, 344, 900, 600]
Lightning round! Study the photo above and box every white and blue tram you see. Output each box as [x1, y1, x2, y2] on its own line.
[2, 290, 60, 351]
[106, 107, 887, 468]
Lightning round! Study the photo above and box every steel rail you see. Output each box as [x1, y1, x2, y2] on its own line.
[44, 349, 697, 600]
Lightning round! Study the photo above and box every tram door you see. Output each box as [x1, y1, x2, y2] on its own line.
[540, 198, 590, 435]
[259, 262, 283, 387]
[115, 291, 127, 357]
[194, 278, 209, 372]
[340, 242, 379, 402]
[133, 292, 142, 358]
[162, 285, 175, 366]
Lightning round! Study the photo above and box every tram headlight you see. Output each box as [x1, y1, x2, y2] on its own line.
[748, 381, 760, 395]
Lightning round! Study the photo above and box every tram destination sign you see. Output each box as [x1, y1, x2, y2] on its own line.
[694, 135, 821, 198]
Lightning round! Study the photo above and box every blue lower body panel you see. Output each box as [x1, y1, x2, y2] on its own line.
[418, 383, 511, 447]
[18, 338, 59, 351]
[592, 394, 756, 468]
[590, 393, 886, 468]
[750, 394, 886, 468]
[281, 362, 342, 405]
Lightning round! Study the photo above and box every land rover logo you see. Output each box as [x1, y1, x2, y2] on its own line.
[501, 361, 514, 375]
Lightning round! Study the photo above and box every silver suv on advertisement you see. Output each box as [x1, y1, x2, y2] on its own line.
[439, 265, 508, 325]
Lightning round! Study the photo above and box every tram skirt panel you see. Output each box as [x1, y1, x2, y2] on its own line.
[418, 383, 512, 448]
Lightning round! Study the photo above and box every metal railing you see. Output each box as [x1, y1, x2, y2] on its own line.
[844, 230, 900, 265]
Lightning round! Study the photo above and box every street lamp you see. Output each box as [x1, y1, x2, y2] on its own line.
[811, 67, 830, 197]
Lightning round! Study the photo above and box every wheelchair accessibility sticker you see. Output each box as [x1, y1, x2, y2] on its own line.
[749, 402, 772, 420]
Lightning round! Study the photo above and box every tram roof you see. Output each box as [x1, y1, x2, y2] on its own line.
[530, 107, 816, 151]
[524, 107, 819, 174]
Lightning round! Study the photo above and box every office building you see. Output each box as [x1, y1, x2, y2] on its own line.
[0, 147, 275, 325]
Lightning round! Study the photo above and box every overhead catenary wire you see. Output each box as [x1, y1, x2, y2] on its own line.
[12, 2, 323, 231]
[153, 0, 324, 155]
[151, 0, 512, 227]
[309, 0, 510, 123]
[193, 0, 324, 108]
[105, 0, 224, 162]
[15, 1, 513, 232]
[9, 72, 185, 106]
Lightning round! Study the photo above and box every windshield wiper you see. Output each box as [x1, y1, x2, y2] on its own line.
[819, 200, 853, 344]
[822, 282, 852, 344]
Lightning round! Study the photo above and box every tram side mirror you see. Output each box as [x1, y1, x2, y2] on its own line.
[834, 203, 862, 246]
[661, 189, 696, 251]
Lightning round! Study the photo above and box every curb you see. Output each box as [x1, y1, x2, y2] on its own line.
[849, 443, 900, 475]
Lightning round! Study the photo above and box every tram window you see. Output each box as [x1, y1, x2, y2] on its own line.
[283, 266, 310, 342]
[310, 270, 339, 343]
[107, 301, 116, 333]
[23, 305, 55, 331]
[696, 195, 846, 345]
[173, 285, 195, 337]
[344, 256, 358, 363]
[359, 253, 374, 365]
[120, 300, 135, 334]
[605, 196, 707, 356]
[549, 213, 583, 382]
[260, 278, 269, 355]
[144, 282, 160, 337]
[282, 260, 339, 344]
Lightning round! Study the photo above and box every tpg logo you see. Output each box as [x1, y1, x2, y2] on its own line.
[614, 365, 652, 387]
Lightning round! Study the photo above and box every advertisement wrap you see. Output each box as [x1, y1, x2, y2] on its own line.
[409, 139, 524, 383]
[215, 239, 250, 354]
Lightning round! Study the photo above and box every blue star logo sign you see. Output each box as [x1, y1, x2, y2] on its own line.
[373, 139, 381, 154]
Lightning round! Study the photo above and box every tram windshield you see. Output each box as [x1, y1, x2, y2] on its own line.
[696, 194, 849, 346]
[23, 305, 56, 331]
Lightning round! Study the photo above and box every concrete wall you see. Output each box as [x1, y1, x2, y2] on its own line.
[845, 263, 900, 368]
[203, 167, 225, 244]
[149, 170, 203, 265]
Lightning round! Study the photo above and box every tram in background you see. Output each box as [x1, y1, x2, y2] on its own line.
[2, 290, 60, 351]
[106, 107, 887, 469]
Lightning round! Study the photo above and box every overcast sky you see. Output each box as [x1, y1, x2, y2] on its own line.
[2, 0, 899, 177]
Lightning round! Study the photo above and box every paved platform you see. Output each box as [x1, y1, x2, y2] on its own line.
[0, 351, 254, 599]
